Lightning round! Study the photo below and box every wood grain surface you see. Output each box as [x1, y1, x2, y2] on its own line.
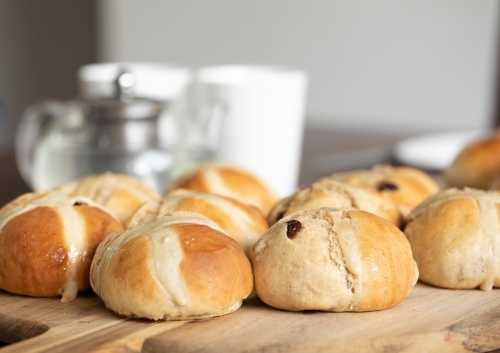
[1, 282, 500, 353]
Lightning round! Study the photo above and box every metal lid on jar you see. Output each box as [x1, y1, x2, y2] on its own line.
[88, 99, 163, 120]
[77, 62, 193, 102]
[84, 66, 172, 120]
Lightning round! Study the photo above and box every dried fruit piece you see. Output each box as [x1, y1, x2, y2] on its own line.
[286, 220, 302, 239]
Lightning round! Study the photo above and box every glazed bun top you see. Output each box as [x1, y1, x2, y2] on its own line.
[56, 172, 161, 226]
[267, 178, 403, 228]
[91, 211, 253, 320]
[329, 164, 440, 220]
[0, 190, 124, 301]
[128, 189, 269, 255]
[405, 187, 500, 291]
[445, 130, 500, 190]
[165, 162, 279, 215]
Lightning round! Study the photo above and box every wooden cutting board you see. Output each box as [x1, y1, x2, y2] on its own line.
[1, 282, 500, 353]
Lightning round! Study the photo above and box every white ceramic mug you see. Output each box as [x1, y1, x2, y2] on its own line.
[194, 65, 309, 197]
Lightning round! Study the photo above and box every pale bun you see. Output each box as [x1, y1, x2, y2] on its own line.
[251, 207, 418, 312]
[91, 211, 253, 320]
[0, 190, 124, 302]
[404, 187, 500, 290]
[267, 178, 403, 228]
[329, 164, 440, 221]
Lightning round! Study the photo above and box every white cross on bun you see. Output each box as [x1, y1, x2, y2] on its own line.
[90, 211, 254, 320]
[404, 187, 500, 291]
[165, 162, 279, 215]
[0, 190, 124, 302]
[250, 207, 418, 312]
[328, 164, 440, 221]
[267, 178, 403, 228]
[56, 172, 162, 226]
[128, 189, 269, 256]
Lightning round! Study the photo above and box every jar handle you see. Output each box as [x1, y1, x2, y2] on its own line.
[15, 100, 65, 190]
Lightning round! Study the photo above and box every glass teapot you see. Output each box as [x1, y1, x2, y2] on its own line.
[15, 63, 224, 193]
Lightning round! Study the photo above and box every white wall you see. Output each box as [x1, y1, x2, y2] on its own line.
[98, 0, 500, 134]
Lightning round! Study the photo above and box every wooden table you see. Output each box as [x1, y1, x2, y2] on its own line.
[2, 282, 500, 353]
[2, 127, 499, 352]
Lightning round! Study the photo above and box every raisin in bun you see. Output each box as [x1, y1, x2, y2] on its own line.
[267, 178, 403, 228]
[0, 190, 124, 302]
[56, 172, 161, 226]
[404, 187, 500, 291]
[445, 130, 500, 190]
[128, 189, 269, 255]
[91, 211, 253, 320]
[329, 164, 440, 220]
[250, 207, 418, 312]
[165, 162, 279, 215]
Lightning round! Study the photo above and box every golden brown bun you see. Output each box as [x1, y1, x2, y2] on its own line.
[404, 187, 500, 291]
[165, 162, 279, 215]
[91, 211, 253, 320]
[250, 207, 418, 312]
[56, 172, 161, 226]
[445, 131, 500, 190]
[0, 190, 124, 302]
[128, 189, 269, 256]
[267, 178, 403, 228]
[329, 164, 440, 220]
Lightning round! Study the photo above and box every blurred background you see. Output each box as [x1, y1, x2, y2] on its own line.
[0, 0, 499, 150]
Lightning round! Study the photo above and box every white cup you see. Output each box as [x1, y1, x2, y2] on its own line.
[194, 65, 309, 197]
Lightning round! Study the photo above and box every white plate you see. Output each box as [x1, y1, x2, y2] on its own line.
[392, 129, 491, 171]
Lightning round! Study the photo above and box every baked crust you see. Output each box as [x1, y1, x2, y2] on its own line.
[250, 207, 418, 312]
[90, 211, 253, 320]
[57, 172, 161, 225]
[0, 190, 123, 301]
[267, 178, 403, 228]
[128, 189, 269, 255]
[165, 162, 279, 215]
[404, 187, 500, 290]
[329, 164, 440, 221]
[445, 131, 500, 190]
